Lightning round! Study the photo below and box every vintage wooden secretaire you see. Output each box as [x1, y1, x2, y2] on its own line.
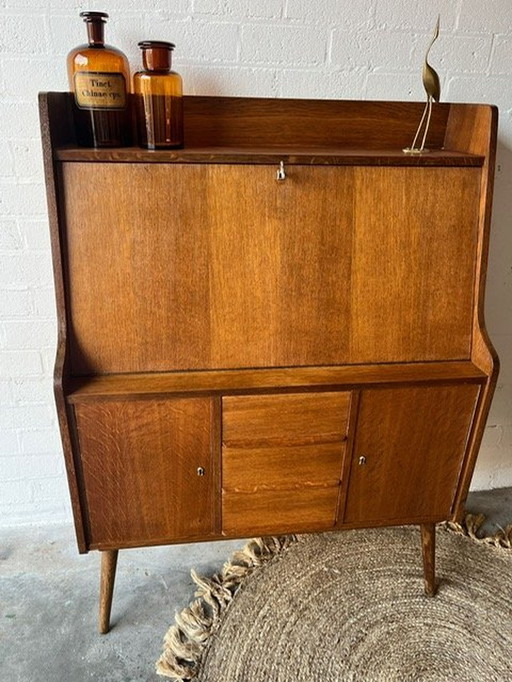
[39, 93, 498, 632]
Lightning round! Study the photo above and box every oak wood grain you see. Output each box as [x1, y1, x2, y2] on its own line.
[444, 104, 500, 521]
[445, 104, 499, 375]
[66, 362, 486, 402]
[61, 162, 480, 374]
[86, 513, 449, 549]
[208, 165, 354, 369]
[42, 93, 452, 151]
[222, 443, 346, 493]
[38, 93, 87, 552]
[349, 167, 480, 363]
[421, 524, 437, 597]
[335, 389, 361, 528]
[222, 392, 351, 446]
[99, 550, 118, 634]
[182, 97, 451, 150]
[39, 94, 499, 618]
[344, 384, 480, 524]
[221, 392, 349, 533]
[55, 146, 484, 166]
[62, 163, 356, 372]
[74, 398, 216, 548]
[62, 163, 211, 374]
[222, 487, 339, 537]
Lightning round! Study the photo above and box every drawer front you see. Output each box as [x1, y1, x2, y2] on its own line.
[223, 392, 351, 446]
[222, 391, 351, 536]
[223, 442, 346, 492]
[223, 488, 340, 537]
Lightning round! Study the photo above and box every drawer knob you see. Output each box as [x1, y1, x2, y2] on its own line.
[358, 455, 367, 466]
[197, 467, 205, 477]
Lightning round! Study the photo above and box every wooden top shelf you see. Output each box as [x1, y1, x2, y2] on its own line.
[40, 93, 496, 165]
[55, 146, 484, 167]
[66, 361, 487, 402]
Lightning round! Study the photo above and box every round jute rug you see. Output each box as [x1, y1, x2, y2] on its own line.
[157, 516, 512, 682]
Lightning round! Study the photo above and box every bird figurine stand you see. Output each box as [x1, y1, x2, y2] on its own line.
[404, 16, 441, 154]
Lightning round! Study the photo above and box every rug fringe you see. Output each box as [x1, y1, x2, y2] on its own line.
[444, 512, 512, 549]
[156, 535, 297, 680]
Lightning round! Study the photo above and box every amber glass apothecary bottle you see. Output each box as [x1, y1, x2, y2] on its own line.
[67, 11, 130, 147]
[133, 41, 183, 149]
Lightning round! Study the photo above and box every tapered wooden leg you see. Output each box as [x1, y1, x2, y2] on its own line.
[420, 524, 437, 597]
[99, 549, 118, 634]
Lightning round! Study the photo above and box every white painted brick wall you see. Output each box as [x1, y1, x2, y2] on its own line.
[1, 0, 511, 527]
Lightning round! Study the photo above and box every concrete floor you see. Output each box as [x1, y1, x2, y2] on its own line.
[1, 488, 511, 682]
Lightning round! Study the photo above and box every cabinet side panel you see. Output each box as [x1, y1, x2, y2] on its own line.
[39, 94, 87, 551]
[445, 104, 498, 375]
[350, 167, 480, 362]
[74, 398, 216, 548]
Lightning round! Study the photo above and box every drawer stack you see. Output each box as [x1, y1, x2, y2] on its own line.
[221, 392, 351, 535]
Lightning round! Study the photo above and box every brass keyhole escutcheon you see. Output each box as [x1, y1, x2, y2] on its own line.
[197, 467, 205, 476]
[358, 455, 367, 466]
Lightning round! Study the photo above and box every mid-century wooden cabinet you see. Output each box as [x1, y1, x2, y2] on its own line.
[39, 93, 498, 633]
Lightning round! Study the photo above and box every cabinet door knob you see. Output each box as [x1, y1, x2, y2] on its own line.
[358, 455, 367, 466]
[197, 467, 205, 476]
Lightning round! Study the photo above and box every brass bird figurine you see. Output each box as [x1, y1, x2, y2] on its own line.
[404, 16, 441, 154]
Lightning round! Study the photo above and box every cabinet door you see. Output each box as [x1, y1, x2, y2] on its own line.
[343, 385, 480, 525]
[74, 398, 216, 549]
[222, 392, 351, 536]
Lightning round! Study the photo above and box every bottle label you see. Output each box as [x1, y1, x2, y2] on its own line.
[74, 72, 127, 110]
